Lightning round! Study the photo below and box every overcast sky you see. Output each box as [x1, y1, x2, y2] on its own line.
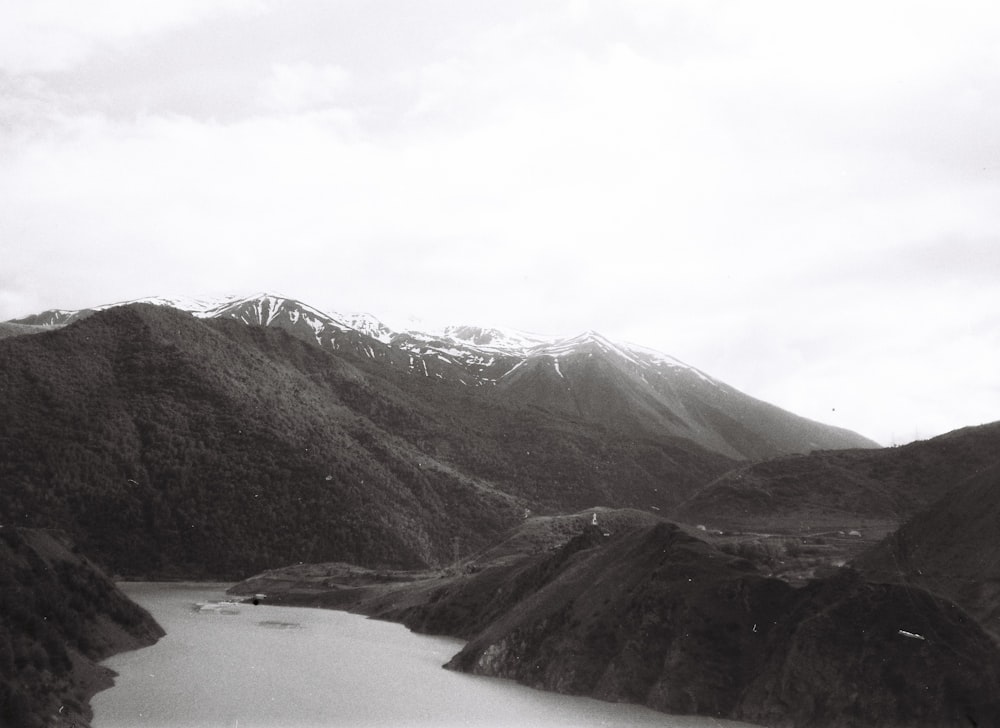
[2, 1, 999, 446]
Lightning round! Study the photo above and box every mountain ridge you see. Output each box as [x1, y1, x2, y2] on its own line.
[6, 292, 879, 459]
[675, 421, 1000, 530]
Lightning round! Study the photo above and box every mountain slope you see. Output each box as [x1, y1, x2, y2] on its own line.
[2, 304, 433, 575]
[0, 322, 48, 340]
[0, 304, 735, 578]
[674, 421, 1000, 530]
[496, 331, 877, 459]
[8, 293, 879, 459]
[854, 452, 1000, 640]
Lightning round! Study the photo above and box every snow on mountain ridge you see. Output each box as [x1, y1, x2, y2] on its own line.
[181, 295, 704, 387]
[90, 295, 226, 315]
[339, 312, 394, 344]
[438, 324, 555, 354]
[523, 330, 719, 386]
[538, 330, 644, 364]
[8, 292, 705, 387]
[201, 293, 329, 322]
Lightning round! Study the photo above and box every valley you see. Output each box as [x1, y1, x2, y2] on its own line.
[2, 294, 999, 727]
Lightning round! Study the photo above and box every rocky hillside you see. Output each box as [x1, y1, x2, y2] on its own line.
[0, 528, 163, 728]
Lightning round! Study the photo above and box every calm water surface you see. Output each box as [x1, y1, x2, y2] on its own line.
[92, 582, 760, 728]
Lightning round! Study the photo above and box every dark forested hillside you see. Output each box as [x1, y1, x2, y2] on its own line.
[0, 528, 163, 728]
[0, 304, 735, 578]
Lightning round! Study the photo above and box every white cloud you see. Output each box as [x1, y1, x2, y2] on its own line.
[0, 0, 265, 73]
[258, 62, 352, 113]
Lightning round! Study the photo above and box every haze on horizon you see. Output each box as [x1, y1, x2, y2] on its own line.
[2, 1, 999, 447]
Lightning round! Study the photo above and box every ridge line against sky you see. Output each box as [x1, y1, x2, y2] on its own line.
[2, 0, 999, 446]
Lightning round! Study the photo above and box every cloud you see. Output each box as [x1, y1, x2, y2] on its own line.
[0, 0, 265, 74]
[258, 62, 352, 113]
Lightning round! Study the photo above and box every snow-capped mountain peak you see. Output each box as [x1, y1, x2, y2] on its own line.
[107, 295, 223, 313]
[541, 330, 630, 356]
[335, 312, 395, 344]
[8, 292, 715, 386]
[517, 330, 721, 389]
[8, 291, 720, 385]
[201, 292, 334, 326]
[533, 330, 652, 365]
[438, 325, 554, 354]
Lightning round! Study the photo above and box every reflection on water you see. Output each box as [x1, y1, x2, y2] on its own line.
[257, 620, 303, 630]
[93, 582, 760, 728]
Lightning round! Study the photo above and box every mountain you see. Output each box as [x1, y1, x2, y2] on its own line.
[674, 421, 1000, 531]
[9, 294, 542, 386]
[496, 330, 876, 459]
[0, 527, 163, 728]
[0, 303, 736, 578]
[854, 440, 1000, 641]
[8, 295, 220, 327]
[230, 513, 1000, 728]
[8, 294, 996, 727]
[7, 293, 878, 459]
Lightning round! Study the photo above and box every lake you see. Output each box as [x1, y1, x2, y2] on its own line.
[92, 582, 761, 728]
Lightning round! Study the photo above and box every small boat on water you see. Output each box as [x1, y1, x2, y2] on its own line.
[192, 599, 242, 615]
